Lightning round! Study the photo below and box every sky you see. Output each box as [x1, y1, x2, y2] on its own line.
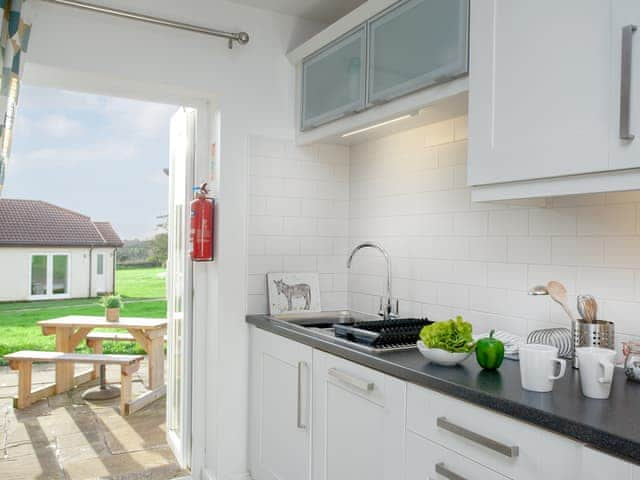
[3, 85, 179, 240]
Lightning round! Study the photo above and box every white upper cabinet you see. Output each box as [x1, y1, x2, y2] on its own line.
[292, 0, 470, 143]
[367, 0, 469, 105]
[469, 0, 640, 201]
[301, 27, 366, 130]
[610, 0, 640, 170]
[468, 0, 611, 186]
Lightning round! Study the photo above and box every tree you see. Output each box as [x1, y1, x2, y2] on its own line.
[147, 213, 168, 267]
[148, 232, 168, 267]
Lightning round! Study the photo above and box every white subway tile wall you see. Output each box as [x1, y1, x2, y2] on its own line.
[247, 136, 350, 314]
[246, 118, 640, 360]
[348, 116, 640, 359]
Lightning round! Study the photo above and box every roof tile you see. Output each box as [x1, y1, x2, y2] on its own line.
[0, 199, 123, 247]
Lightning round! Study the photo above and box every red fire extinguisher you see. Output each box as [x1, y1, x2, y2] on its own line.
[190, 182, 214, 262]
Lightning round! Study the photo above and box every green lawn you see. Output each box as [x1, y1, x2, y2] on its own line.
[0, 267, 167, 362]
[117, 266, 166, 299]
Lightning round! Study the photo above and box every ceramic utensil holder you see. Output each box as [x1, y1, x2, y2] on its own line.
[571, 319, 615, 368]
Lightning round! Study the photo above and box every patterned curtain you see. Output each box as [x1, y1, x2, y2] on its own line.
[0, 0, 31, 195]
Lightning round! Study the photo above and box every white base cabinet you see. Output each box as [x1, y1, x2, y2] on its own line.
[311, 351, 405, 480]
[406, 384, 581, 480]
[249, 328, 312, 480]
[248, 326, 640, 480]
[406, 431, 509, 480]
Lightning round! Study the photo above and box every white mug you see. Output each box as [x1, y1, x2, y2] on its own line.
[575, 347, 616, 399]
[519, 344, 567, 392]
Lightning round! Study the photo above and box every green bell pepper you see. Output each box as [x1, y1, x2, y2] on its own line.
[475, 330, 505, 370]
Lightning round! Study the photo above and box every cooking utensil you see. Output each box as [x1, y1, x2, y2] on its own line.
[547, 281, 576, 322]
[528, 285, 549, 296]
[577, 295, 587, 321]
[577, 294, 598, 323]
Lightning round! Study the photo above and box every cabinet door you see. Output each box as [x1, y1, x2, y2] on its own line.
[468, 0, 611, 186]
[610, 1, 640, 170]
[312, 351, 405, 480]
[301, 27, 366, 130]
[579, 446, 634, 480]
[367, 0, 469, 105]
[249, 328, 313, 480]
[406, 431, 509, 480]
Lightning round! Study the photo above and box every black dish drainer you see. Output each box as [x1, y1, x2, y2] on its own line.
[333, 318, 432, 349]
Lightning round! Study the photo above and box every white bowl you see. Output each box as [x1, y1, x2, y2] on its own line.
[417, 341, 472, 366]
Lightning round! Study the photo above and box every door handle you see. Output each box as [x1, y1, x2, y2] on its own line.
[435, 462, 467, 480]
[328, 367, 374, 392]
[436, 417, 519, 458]
[297, 361, 307, 429]
[620, 24, 637, 140]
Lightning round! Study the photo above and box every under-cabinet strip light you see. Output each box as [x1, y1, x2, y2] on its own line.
[341, 114, 412, 138]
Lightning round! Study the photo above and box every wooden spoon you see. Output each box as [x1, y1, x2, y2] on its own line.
[547, 281, 576, 322]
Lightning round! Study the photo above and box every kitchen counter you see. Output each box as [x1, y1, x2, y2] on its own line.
[247, 314, 640, 464]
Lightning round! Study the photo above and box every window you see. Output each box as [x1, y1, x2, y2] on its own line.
[30, 253, 70, 298]
[97, 254, 104, 275]
[52, 255, 69, 295]
[30, 255, 47, 296]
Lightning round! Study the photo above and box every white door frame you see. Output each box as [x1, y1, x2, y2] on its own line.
[95, 252, 106, 294]
[28, 252, 72, 300]
[21, 65, 212, 478]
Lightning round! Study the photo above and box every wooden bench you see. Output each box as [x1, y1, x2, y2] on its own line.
[86, 332, 136, 378]
[85, 332, 167, 380]
[5, 351, 143, 415]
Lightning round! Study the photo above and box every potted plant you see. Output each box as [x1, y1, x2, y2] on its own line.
[103, 295, 123, 322]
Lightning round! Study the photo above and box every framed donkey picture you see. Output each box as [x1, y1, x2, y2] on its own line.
[267, 272, 321, 314]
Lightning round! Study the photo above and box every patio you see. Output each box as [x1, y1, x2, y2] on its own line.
[0, 358, 187, 480]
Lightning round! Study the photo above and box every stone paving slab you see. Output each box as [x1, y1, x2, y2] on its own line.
[0, 357, 186, 480]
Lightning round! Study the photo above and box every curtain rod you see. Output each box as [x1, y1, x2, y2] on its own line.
[42, 0, 250, 49]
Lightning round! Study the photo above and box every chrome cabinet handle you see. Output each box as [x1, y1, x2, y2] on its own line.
[297, 361, 307, 429]
[437, 417, 519, 458]
[328, 367, 374, 392]
[435, 462, 467, 480]
[620, 24, 638, 140]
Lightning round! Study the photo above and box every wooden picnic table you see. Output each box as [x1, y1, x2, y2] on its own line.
[38, 315, 167, 394]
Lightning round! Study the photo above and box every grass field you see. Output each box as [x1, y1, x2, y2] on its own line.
[0, 267, 167, 362]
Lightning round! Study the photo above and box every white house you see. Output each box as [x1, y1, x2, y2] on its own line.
[0, 199, 123, 301]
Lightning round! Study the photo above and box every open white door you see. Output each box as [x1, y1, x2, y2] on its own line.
[166, 107, 195, 469]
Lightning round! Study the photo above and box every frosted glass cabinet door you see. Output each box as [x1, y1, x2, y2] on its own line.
[368, 0, 469, 105]
[301, 27, 366, 130]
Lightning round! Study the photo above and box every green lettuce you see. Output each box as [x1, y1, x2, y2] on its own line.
[419, 316, 475, 353]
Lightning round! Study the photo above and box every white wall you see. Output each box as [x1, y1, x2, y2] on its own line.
[0, 246, 91, 301]
[246, 136, 349, 314]
[24, 1, 326, 478]
[348, 116, 640, 361]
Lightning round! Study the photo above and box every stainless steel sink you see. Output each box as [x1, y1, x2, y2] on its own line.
[267, 310, 421, 353]
[268, 310, 378, 329]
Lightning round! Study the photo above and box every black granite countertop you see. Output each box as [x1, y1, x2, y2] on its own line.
[247, 314, 640, 464]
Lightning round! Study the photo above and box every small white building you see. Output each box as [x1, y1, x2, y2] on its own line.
[0, 199, 123, 302]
